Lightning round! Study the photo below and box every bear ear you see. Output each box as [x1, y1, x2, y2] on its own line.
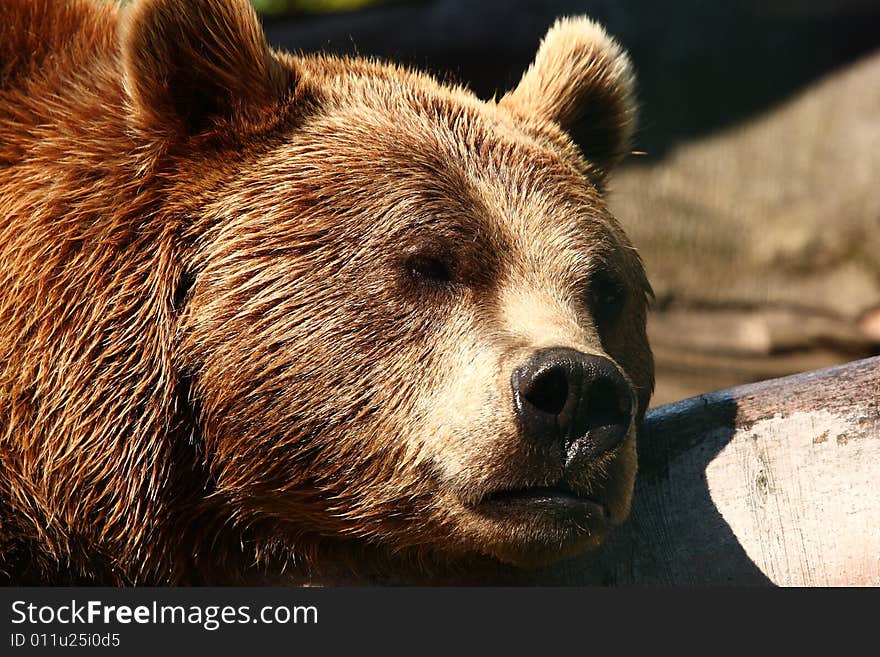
[121, 0, 295, 136]
[500, 17, 637, 186]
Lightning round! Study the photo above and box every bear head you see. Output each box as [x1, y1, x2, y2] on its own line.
[122, 0, 654, 573]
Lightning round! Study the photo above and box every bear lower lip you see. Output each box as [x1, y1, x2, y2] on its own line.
[477, 486, 607, 520]
[465, 486, 610, 566]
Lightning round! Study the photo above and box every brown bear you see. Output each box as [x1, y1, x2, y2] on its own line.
[0, 0, 653, 585]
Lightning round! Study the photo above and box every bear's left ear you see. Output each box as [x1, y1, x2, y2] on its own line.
[122, 0, 296, 136]
[500, 17, 637, 187]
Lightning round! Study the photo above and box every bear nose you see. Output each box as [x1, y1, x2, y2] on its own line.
[511, 348, 633, 460]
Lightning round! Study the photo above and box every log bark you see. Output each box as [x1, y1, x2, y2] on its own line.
[535, 355, 880, 586]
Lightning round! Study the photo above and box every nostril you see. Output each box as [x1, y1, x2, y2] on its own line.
[524, 366, 569, 416]
[582, 377, 631, 432]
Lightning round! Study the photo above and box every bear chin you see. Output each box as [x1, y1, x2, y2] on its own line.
[465, 502, 611, 569]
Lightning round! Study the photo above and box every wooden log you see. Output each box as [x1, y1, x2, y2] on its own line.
[535, 355, 880, 585]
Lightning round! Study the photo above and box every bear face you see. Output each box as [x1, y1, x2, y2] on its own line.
[0, 0, 652, 582]
[162, 6, 653, 570]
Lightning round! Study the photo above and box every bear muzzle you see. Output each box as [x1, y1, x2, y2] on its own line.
[458, 348, 636, 556]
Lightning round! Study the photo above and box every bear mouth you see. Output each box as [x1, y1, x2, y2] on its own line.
[476, 484, 608, 522]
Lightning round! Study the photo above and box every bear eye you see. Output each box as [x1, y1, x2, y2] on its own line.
[585, 272, 626, 330]
[404, 252, 456, 289]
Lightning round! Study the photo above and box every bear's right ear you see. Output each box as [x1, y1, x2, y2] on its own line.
[122, 0, 296, 136]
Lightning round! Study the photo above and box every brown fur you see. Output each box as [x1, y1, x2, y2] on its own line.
[0, 0, 652, 584]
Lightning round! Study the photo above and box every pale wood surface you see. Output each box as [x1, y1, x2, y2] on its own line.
[535, 355, 880, 585]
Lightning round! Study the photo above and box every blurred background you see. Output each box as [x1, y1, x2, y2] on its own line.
[252, 0, 880, 405]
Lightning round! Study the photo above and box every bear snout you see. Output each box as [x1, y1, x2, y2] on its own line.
[510, 348, 634, 466]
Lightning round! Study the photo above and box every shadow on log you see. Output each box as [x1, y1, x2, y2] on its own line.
[534, 355, 880, 585]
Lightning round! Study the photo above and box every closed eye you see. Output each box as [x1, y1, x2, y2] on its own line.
[404, 251, 456, 289]
[585, 271, 626, 331]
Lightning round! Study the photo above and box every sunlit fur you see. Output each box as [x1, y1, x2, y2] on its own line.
[0, 0, 653, 584]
